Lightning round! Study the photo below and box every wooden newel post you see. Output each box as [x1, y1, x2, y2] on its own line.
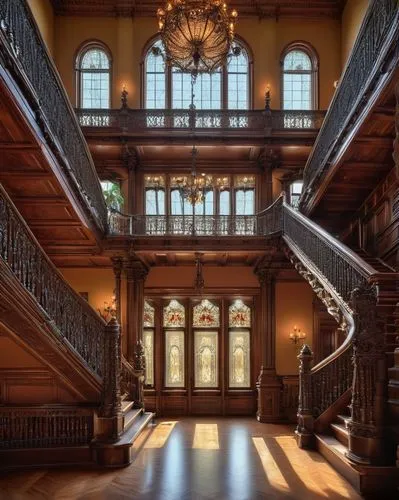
[99, 318, 123, 441]
[133, 339, 146, 409]
[347, 286, 386, 465]
[296, 344, 314, 448]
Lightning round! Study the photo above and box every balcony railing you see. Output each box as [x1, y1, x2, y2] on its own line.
[301, 0, 399, 208]
[76, 108, 325, 132]
[0, 0, 108, 232]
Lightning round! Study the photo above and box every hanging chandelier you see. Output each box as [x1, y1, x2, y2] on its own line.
[157, 0, 238, 73]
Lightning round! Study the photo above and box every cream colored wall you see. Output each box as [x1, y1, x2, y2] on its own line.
[275, 281, 314, 375]
[53, 15, 341, 109]
[28, 0, 55, 56]
[341, 0, 369, 68]
[60, 268, 115, 313]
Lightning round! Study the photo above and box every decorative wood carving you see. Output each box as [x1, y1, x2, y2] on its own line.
[296, 344, 314, 448]
[100, 318, 122, 421]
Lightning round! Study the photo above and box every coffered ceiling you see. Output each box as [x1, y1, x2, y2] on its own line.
[50, 1, 347, 19]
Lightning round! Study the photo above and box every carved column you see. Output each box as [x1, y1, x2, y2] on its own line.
[111, 257, 123, 323]
[98, 318, 123, 441]
[296, 344, 314, 448]
[255, 268, 282, 422]
[394, 83, 399, 175]
[123, 145, 139, 214]
[347, 286, 386, 465]
[124, 256, 149, 362]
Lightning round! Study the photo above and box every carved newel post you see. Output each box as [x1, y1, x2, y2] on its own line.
[255, 268, 282, 422]
[296, 344, 314, 448]
[347, 286, 386, 464]
[99, 318, 123, 441]
[133, 340, 146, 408]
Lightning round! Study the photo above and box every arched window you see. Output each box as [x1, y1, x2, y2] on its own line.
[143, 37, 251, 110]
[281, 43, 318, 110]
[76, 43, 111, 109]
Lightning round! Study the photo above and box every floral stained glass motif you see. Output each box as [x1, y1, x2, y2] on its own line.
[229, 330, 250, 388]
[143, 301, 155, 328]
[143, 329, 154, 386]
[163, 300, 185, 327]
[165, 330, 185, 387]
[194, 331, 218, 388]
[193, 299, 220, 328]
[229, 300, 251, 328]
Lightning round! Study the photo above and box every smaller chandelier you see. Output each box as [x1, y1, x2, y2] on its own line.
[157, 0, 238, 73]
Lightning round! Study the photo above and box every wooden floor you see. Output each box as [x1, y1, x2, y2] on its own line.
[0, 418, 361, 499]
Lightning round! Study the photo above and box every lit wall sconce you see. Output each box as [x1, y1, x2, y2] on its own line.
[265, 84, 271, 110]
[121, 84, 129, 109]
[289, 325, 306, 345]
[98, 294, 117, 322]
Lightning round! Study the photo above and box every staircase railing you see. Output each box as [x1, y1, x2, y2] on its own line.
[0, 0, 108, 232]
[258, 196, 392, 464]
[300, 0, 399, 211]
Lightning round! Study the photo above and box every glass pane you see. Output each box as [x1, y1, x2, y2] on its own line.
[193, 299, 220, 327]
[81, 70, 110, 109]
[172, 68, 221, 109]
[283, 73, 312, 110]
[143, 301, 155, 327]
[229, 330, 250, 388]
[146, 189, 165, 215]
[235, 189, 254, 215]
[219, 190, 230, 215]
[170, 189, 193, 215]
[227, 43, 249, 110]
[283, 50, 311, 71]
[229, 299, 251, 328]
[165, 330, 185, 387]
[194, 331, 218, 388]
[143, 329, 154, 386]
[81, 48, 110, 69]
[163, 300, 185, 327]
[145, 40, 166, 109]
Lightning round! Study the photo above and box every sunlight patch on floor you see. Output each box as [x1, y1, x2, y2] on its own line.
[252, 437, 290, 494]
[192, 423, 220, 449]
[144, 421, 178, 449]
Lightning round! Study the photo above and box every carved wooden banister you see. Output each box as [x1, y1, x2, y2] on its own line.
[0, 0, 108, 232]
[0, 184, 106, 378]
[121, 340, 146, 409]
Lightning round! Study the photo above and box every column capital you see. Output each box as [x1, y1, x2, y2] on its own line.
[124, 257, 149, 282]
[111, 256, 123, 279]
[254, 266, 277, 286]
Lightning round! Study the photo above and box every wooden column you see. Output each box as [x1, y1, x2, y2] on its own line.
[259, 148, 274, 209]
[394, 82, 399, 175]
[124, 256, 148, 362]
[123, 145, 139, 214]
[296, 344, 314, 448]
[255, 268, 281, 422]
[111, 257, 123, 323]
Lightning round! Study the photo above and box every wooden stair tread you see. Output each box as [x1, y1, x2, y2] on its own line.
[335, 414, 350, 426]
[123, 408, 143, 431]
[330, 422, 349, 446]
[122, 400, 135, 414]
[118, 411, 154, 447]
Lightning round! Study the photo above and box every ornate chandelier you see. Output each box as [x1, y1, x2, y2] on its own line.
[172, 146, 213, 206]
[157, 0, 238, 73]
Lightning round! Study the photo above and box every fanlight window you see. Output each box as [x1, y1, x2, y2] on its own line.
[144, 38, 250, 110]
[143, 301, 155, 328]
[77, 46, 111, 109]
[229, 300, 251, 328]
[282, 47, 317, 110]
[193, 299, 220, 328]
[163, 300, 185, 327]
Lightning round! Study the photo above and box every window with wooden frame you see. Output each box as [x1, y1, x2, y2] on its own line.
[143, 301, 155, 387]
[281, 42, 318, 110]
[76, 42, 111, 109]
[142, 37, 252, 110]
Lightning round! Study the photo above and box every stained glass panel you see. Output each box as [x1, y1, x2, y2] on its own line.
[194, 331, 218, 388]
[163, 300, 185, 327]
[193, 299, 220, 327]
[229, 330, 250, 388]
[165, 330, 185, 387]
[229, 300, 251, 328]
[143, 301, 155, 328]
[143, 329, 154, 386]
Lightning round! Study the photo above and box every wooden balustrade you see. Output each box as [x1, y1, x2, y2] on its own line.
[0, 406, 94, 449]
[0, 0, 108, 231]
[76, 108, 325, 132]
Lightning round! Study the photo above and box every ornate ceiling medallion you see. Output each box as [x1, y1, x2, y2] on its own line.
[157, 0, 238, 74]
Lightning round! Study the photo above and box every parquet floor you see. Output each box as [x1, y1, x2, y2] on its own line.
[0, 418, 361, 500]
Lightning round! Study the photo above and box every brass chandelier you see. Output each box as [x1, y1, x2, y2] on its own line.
[157, 0, 238, 73]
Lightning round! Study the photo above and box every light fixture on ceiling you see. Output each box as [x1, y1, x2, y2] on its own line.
[157, 0, 238, 74]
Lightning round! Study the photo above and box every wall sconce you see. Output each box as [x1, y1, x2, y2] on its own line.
[98, 294, 117, 322]
[121, 84, 129, 109]
[265, 84, 271, 110]
[289, 325, 306, 345]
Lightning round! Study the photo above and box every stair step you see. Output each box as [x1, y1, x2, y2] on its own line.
[331, 422, 349, 447]
[119, 411, 154, 447]
[123, 408, 143, 432]
[122, 400, 135, 414]
[315, 434, 359, 491]
[336, 414, 350, 427]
